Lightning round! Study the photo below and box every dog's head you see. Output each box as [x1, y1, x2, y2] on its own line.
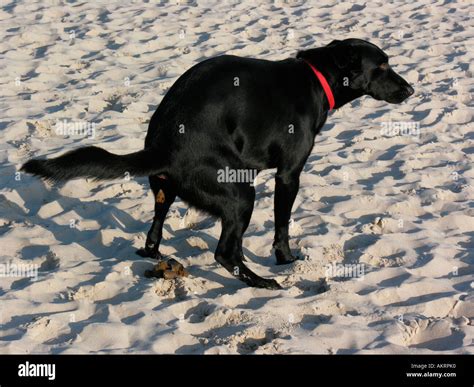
[327, 39, 414, 104]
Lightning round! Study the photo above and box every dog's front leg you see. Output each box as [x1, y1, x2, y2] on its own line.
[273, 170, 300, 265]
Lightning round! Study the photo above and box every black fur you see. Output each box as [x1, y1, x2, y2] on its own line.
[22, 39, 413, 289]
[21, 147, 165, 182]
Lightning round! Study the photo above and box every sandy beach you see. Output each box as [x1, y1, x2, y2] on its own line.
[0, 0, 473, 353]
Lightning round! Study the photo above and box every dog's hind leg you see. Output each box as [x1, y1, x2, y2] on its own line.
[136, 175, 176, 259]
[178, 160, 281, 289]
[214, 184, 281, 290]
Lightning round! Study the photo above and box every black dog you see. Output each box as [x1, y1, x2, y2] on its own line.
[22, 39, 414, 289]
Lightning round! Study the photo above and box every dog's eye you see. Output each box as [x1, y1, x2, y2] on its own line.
[379, 63, 390, 70]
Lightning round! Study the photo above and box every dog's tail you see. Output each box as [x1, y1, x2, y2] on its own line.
[21, 146, 167, 183]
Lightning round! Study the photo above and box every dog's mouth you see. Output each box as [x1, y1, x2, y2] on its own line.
[385, 85, 415, 103]
[384, 88, 414, 104]
[369, 82, 414, 104]
[385, 94, 408, 104]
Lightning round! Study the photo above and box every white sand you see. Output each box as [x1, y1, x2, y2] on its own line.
[0, 0, 473, 354]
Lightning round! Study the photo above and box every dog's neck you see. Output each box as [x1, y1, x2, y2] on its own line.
[297, 48, 364, 110]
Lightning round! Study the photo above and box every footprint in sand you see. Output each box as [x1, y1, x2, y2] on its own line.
[153, 277, 208, 300]
[27, 120, 54, 138]
[385, 316, 453, 348]
[323, 243, 345, 263]
[233, 326, 279, 354]
[23, 316, 70, 343]
[68, 281, 122, 302]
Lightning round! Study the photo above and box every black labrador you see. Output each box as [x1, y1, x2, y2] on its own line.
[22, 38, 414, 289]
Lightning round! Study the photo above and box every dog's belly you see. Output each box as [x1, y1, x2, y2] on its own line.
[229, 119, 317, 172]
[236, 140, 281, 170]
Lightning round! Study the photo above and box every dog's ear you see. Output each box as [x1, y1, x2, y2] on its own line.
[329, 42, 359, 70]
[296, 47, 325, 61]
[296, 49, 313, 60]
[296, 50, 306, 59]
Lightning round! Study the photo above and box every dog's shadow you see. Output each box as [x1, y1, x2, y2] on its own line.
[6, 166, 260, 294]
[3, 165, 151, 282]
[5, 162, 332, 303]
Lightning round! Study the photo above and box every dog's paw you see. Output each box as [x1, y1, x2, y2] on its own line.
[258, 278, 283, 290]
[275, 249, 299, 265]
[135, 247, 163, 260]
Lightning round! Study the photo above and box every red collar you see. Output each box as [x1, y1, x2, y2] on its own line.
[304, 60, 335, 111]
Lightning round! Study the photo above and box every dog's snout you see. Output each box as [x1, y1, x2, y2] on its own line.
[405, 85, 414, 96]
